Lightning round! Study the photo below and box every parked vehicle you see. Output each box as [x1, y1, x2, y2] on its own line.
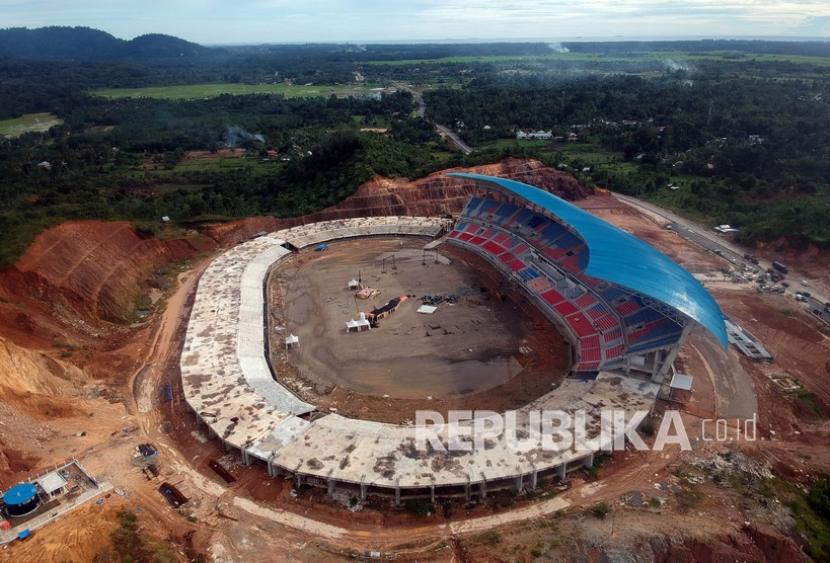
[772, 261, 788, 274]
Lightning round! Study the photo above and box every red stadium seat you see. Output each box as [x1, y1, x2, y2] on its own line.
[554, 300, 579, 317]
[575, 293, 597, 309]
[542, 289, 565, 306]
[603, 327, 623, 342]
[616, 300, 640, 316]
[566, 313, 596, 337]
[594, 315, 619, 332]
[494, 232, 511, 246]
[604, 344, 625, 359]
[580, 346, 601, 362]
[482, 241, 504, 256]
[582, 334, 600, 349]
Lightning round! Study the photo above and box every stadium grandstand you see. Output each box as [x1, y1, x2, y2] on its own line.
[446, 173, 728, 379]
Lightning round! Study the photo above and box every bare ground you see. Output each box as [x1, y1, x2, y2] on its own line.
[267, 237, 569, 423]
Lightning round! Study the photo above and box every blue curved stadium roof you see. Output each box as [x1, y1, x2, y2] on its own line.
[449, 173, 728, 348]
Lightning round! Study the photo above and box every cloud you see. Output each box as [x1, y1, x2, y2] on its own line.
[799, 14, 830, 35]
[1, 0, 829, 42]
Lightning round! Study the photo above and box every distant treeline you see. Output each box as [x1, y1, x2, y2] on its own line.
[563, 39, 830, 57]
[4, 27, 830, 62]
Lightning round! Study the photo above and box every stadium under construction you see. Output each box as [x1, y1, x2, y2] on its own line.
[179, 174, 727, 502]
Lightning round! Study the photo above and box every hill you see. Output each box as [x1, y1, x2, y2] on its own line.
[0, 26, 212, 60]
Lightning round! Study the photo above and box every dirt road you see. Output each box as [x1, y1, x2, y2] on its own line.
[435, 124, 473, 155]
[687, 328, 758, 420]
[613, 192, 830, 322]
[131, 259, 210, 423]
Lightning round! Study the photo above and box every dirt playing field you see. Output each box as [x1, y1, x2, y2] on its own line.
[268, 237, 569, 423]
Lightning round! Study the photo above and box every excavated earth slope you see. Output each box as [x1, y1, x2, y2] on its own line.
[201, 158, 590, 240]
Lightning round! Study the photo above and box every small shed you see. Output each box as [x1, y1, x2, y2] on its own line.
[345, 312, 371, 333]
[348, 278, 360, 290]
[285, 334, 299, 350]
[669, 373, 693, 391]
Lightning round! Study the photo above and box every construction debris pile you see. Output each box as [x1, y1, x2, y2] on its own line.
[419, 293, 459, 306]
[355, 287, 380, 299]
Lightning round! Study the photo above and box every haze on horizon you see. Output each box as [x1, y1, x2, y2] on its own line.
[1, 0, 829, 45]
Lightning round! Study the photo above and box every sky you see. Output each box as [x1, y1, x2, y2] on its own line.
[1, 0, 829, 44]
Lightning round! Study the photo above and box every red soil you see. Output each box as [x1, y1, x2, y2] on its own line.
[201, 157, 590, 241]
[0, 222, 214, 354]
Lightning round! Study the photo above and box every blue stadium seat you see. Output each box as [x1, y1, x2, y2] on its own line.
[494, 203, 519, 222]
[624, 307, 665, 326]
[463, 197, 483, 216]
[518, 268, 540, 282]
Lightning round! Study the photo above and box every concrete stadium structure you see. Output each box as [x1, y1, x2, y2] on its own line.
[179, 177, 727, 502]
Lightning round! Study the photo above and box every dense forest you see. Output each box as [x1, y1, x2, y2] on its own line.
[0, 89, 450, 266]
[1, 27, 829, 266]
[425, 74, 830, 244]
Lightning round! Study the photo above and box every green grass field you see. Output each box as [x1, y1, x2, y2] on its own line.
[93, 83, 379, 100]
[367, 53, 621, 66]
[169, 156, 280, 176]
[131, 152, 282, 178]
[0, 112, 63, 137]
[655, 50, 830, 66]
[477, 138, 551, 151]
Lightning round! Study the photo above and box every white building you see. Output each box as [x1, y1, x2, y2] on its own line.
[516, 130, 553, 140]
[346, 312, 371, 333]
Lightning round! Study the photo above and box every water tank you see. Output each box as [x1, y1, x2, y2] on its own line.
[3, 483, 39, 518]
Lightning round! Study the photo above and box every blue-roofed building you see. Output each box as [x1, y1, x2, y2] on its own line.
[445, 172, 728, 380]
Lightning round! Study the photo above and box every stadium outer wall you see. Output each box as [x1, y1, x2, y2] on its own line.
[180, 216, 662, 502]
